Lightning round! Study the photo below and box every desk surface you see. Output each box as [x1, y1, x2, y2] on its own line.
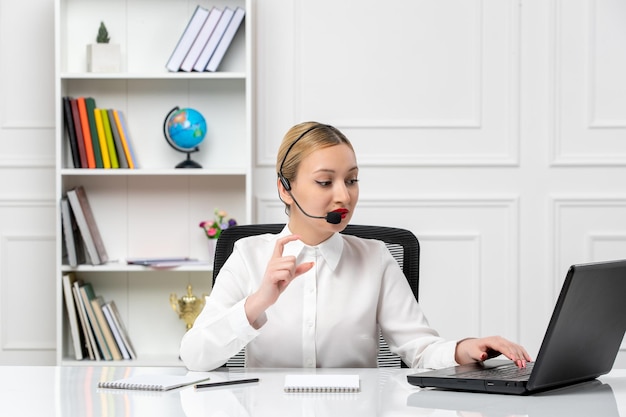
[1, 366, 624, 417]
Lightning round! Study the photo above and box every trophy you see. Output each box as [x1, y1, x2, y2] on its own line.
[170, 284, 207, 330]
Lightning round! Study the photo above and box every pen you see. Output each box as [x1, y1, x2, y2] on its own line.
[195, 378, 260, 389]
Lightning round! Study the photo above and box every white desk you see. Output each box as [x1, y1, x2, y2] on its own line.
[1, 366, 624, 416]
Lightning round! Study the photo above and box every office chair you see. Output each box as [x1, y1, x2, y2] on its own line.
[212, 224, 420, 368]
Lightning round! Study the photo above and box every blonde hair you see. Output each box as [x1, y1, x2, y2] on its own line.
[276, 122, 354, 214]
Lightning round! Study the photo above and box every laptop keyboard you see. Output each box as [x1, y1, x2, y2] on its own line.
[457, 362, 534, 380]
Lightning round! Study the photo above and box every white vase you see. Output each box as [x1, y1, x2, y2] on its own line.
[207, 239, 217, 265]
[87, 43, 121, 73]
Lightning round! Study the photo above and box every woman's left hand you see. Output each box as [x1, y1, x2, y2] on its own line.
[455, 336, 532, 368]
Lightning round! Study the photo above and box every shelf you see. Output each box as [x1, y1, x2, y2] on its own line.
[60, 72, 247, 80]
[61, 263, 213, 273]
[60, 168, 248, 176]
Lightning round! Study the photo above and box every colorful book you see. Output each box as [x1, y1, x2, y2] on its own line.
[100, 109, 119, 168]
[165, 5, 211, 72]
[112, 110, 135, 169]
[85, 97, 103, 168]
[93, 108, 111, 168]
[193, 7, 234, 72]
[108, 109, 128, 168]
[70, 99, 87, 168]
[62, 96, 81, 168]
[180, 7, 222, 72]
[206, 7, 245, 72]
[77, 97, 96, 168]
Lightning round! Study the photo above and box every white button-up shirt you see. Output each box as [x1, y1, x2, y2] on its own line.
[180, 226, 458, 371]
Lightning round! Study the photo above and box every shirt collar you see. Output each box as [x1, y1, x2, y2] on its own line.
[278, 225, 344, 271]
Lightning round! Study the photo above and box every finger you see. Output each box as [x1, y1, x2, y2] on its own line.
[272, 234, 301, 259]
[294, 261, 315, 277]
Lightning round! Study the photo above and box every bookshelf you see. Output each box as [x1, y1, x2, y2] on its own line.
[54, 0, 253, 366]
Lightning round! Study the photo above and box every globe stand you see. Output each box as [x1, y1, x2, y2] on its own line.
[163, 106, 206, 169]
[176, 152, 202, 169]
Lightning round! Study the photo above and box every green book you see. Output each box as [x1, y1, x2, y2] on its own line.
[101, 109, 119, 168]
[85, 97, 103, 168]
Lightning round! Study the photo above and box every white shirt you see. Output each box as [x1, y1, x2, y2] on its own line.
[180, 226, 458, 371]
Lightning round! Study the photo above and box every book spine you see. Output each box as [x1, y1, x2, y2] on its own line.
[107, 109, 128, 168]
[72, 280, 98, 360]
[77, 97, 96, 168]
[85, 97, 104, 168]
[62, 96, 81, 168]
[206, 7, 245, 72]
[66, 188, 101, 265]
[91, 297, 123, 360]
[70, 99, 88, 168]
[93, 108, 111, 168]
[166, 5, 211, 72]
[101, 109, 119, 169]
[102, 303, 131, 359]
[79, 283, 112, 360]
[193, 8, 234, 72]
[112, 110, 134, 169]
[62, 273, 84, 360]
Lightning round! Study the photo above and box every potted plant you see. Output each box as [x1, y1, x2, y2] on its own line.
[87, 21, 121, 72]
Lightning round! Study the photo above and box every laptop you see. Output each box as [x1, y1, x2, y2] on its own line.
[407, 259, 626, 395]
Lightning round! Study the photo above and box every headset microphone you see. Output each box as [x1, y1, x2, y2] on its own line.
[278, 123, 343, 225]
[288, 194, 342, 224]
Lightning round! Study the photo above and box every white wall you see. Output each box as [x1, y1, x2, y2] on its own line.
[0, 0, 624, 366]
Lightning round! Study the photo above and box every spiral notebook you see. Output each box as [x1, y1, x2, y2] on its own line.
[98, 373, 211, 391]
[284, 374, 360, 393]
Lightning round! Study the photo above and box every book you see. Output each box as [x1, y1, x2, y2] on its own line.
[62, 273, 84, 360]
[112, 110, 135, 169]
[107, 109, 128, 168]
[60, 197, 84, 267]
[85, 97, 103, 168]
[77, 97, 96, 168]
[165, 5, 211, 72]
[70, 98, 87, 168]
[180, 7, 222, 72]
[100, 109, 119, 168]
[101, 301, 133, 360]
[205, 7, 245, 72]
[72, 279, 98, 360]
[66, 186, 108, 265]
[62, 96, 80, 168]
[116, 110, 139, 169]
[193, 7, 234, 72]
[283, 375, 360, 393]
[98, 373, 212, 391]
[93, 107, 111, 168]
[91, 296, 123, 360]
[79, 282, 112, 360]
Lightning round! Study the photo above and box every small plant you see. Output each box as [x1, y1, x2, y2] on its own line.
[96, 21, 110, 44]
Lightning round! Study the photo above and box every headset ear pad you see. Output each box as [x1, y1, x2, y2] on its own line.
[279, 174, 291, 191]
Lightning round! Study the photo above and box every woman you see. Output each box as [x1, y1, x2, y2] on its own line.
[180, 121, 531, 371]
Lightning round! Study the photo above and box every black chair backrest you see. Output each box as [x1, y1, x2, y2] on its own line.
[211, 223, 420, 367]
[214, 224, 419, 301]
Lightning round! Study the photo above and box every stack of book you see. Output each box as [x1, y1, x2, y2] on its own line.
[62, 273, 136, 361]
[62, 96, 137, 169]
[61, 185, 108, 266]
[166, 5, 245, 72]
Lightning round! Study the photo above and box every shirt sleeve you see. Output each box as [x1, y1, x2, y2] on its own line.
[374, 240, 459, 369]
[179, 246, 262, 371]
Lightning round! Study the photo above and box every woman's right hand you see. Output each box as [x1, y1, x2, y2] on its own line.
[244, 234, 314, 324]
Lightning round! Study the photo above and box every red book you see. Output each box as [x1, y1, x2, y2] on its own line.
[77, 97, 96, 168]
[70, 99, 87, 168]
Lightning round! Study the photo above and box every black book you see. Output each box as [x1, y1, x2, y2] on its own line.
[62, 96, 80, 168]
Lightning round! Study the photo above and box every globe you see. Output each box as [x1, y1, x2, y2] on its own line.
[163, 106, 207, 168]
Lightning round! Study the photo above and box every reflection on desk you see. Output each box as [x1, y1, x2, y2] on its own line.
[0, 366, 624, 416]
